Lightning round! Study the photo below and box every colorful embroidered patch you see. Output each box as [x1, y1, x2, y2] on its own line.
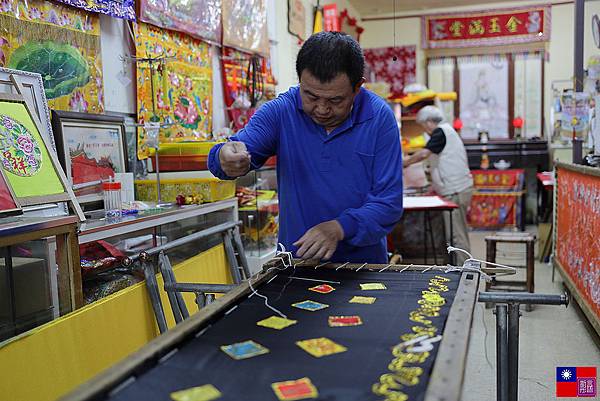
[271, 377, 319, 400]
[292, 300, 329, 311]
[296, 337, 347, 358]
[349, 296, 377, 304]
[220, 340, 269, 360]
[257, 316, 298, 330]
[170, 384, 222, 401]
[360, 283, 387, 290]
[328, 315, 363, 327]
[308, 284, 335, 294]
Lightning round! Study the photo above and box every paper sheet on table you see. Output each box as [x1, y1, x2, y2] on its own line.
[403, 196, 446, 208]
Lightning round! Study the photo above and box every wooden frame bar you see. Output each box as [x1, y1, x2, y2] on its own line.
[59, 262, 480, 401]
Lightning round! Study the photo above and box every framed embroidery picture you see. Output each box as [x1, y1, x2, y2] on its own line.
[51, 111, 128, 204]
[0, 93, 80, 210]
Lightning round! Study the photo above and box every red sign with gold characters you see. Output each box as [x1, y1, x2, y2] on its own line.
[422, 6, 551, 49]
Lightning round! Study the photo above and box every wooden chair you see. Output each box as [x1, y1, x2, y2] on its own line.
[485, 232, 536, 310]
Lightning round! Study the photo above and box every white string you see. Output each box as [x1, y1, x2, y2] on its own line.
[421, 265, 435, 273]
[335, 262, 350, 271]
[356, 263, 368, 272]
[399, 264, 413, 273]
[315, 262, 329, 270]
[378, 264, 393, 272]
[244, 244, 294, 319]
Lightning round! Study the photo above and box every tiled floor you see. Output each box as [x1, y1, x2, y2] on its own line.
[462, 228, 600, 401]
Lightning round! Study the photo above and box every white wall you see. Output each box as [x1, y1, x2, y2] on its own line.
[359, 1, 600, 136]
[272, 0, 363, 93]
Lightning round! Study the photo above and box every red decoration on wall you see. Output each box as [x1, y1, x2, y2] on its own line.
[363, 46, 416, 99]
[339, 9, 364, 42]
[422, 5, 551, 49]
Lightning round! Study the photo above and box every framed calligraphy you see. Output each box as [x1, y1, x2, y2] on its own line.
[422, 6, 551, 49]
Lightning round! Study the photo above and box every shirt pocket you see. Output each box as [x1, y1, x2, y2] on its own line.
[353, 151, 375, 191]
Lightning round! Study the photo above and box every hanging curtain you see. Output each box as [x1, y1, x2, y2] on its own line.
[458, 55, 509, 140]
[427, 57, 455, 121]
[514, 53, 543, 138]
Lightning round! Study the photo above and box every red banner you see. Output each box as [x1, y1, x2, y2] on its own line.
[323, 4, 339, 32]
[422, 6, 551, 49]
[556, 166, 600, 324]
[471, 169, 525, 191]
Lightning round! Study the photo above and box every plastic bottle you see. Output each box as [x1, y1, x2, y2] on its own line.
[103, 181, 122, 219]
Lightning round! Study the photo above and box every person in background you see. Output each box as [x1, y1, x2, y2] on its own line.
[209, 31, 403, 263]
[402, 106, 474, 265]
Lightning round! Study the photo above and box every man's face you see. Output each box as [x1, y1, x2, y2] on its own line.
[299, 70, 363, 131]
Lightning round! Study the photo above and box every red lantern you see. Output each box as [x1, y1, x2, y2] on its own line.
[453, 118, 463, 130]
[512, 117, 524, 128]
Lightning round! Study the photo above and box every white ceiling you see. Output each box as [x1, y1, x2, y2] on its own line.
[348, 0, 537, 17]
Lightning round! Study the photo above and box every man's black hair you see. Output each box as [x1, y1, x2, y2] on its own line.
[296, 31, 364, 88]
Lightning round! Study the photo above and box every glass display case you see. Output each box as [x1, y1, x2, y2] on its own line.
[236, 167, 279, 273]
[0, 216, 79, 342]
[75, 199, 238, 305]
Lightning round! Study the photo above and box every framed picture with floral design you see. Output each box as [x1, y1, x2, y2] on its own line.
[51, 111, 128, 204]
[0, 168, 22, 216]
[0, 92, 83, 220]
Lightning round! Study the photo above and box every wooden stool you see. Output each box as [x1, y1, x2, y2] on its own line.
[485, 232, 536, 310]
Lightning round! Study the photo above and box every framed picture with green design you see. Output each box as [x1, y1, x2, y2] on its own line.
[0, 92, 84, 221]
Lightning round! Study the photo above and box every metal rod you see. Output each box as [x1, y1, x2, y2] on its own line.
[141, 261, 168, 334]
[127, 221, 241, 264]
[573, 0, 585, 164]
[165, 283, 237, 293]
[508, 303, 520, 401]
[496, 304, 509, 401]
[478, 292, 569, 306]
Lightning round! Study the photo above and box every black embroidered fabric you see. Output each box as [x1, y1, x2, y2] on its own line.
[107, 268, 460, 401]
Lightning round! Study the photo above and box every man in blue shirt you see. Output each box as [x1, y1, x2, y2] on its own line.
[209, 32, 403, 263]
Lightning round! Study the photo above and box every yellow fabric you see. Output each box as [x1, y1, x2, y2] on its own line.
[0, 102, 64, 197]
[0, 0, 103, 113]
[0, 244, 231, 401]
[134, 22, 213, 159]
[313, 8, 323, 33]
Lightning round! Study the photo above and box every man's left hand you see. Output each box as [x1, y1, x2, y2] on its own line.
[294, 220, 344, 261]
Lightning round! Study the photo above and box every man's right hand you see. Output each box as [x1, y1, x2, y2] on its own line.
[219, 141, 251, 177]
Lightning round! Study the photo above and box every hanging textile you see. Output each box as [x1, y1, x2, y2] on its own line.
[221, 47, 276, 131]
[134, 23, 212, 159]
[0, 0, 104, 113]
[139, 0, 221, 43]
[222, 0, 269, 56]
[51, 0, 135, 20]
[514, 53, 543, 138]
[363, 46, 416, 99]
[427, 57, 455, 120]
[458, 55, 509, 140]
[467, 169, 525, 230]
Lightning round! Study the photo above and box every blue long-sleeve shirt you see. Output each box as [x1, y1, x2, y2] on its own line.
[209, 86, 403, 263]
